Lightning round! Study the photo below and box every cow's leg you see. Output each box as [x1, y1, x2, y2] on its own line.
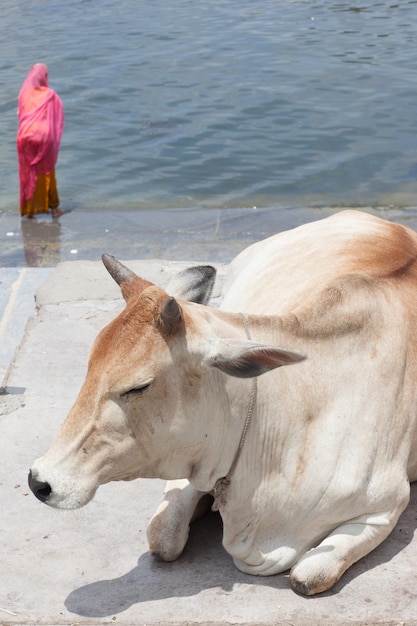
[147, 479, 213, 561]
[290, 492, 409, 595]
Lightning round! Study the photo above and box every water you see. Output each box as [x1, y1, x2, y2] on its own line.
[1, 0, 417, 213]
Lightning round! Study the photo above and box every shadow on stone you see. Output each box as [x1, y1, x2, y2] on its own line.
[65, 484, 417, 617]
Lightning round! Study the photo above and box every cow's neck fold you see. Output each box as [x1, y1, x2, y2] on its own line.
[212, 312, 257, 511]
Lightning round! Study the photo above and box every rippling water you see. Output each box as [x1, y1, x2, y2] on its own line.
[1, 0, 417, 212]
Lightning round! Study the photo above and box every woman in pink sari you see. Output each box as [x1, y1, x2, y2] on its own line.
[17, 63, 65, 218]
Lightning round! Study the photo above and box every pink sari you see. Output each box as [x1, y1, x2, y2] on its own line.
[17, 64, 64, 208]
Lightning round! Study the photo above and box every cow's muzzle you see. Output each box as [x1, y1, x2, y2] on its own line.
[28, 469, 52, 503]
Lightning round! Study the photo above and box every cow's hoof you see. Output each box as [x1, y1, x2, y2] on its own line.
[290, 568, 338, 596]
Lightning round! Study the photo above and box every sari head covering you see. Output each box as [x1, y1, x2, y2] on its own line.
[17, 63, 64, 207]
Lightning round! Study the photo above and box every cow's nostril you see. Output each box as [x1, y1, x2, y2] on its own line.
[28, 470, 52, 502]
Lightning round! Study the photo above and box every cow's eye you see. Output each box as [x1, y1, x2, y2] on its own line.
[121, 383, 152, 399]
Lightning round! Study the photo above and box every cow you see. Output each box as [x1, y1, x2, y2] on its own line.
[28, 210, 417, 595]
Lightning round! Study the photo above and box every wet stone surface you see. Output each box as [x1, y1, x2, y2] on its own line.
[3, 205, 417, 268]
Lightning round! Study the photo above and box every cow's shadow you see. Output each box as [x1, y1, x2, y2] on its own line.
[66, 483, 417, 617]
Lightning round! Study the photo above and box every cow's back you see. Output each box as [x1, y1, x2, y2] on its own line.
[221, 210, 417, 315]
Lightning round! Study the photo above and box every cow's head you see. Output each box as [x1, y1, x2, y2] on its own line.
[28, 257, 305, 509]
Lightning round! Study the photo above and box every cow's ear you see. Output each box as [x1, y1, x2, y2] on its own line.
[166, 266, 216, 304]
[102, 254, 153, 302]
[210, 339, 306, 378]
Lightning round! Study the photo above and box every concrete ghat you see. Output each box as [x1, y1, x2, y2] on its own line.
[0, 267, 52, 383]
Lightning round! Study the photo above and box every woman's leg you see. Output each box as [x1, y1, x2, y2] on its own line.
[48, 170, 64, 217]
[20, 174, 49, 217]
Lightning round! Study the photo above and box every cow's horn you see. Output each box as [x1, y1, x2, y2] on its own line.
[102, 254, 137, 285]
[161, 296, 181, 327]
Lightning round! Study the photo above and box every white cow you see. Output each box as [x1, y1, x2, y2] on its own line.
[29, 210, 417, 595]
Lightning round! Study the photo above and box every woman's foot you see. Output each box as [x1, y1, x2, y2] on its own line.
[51, 208, 66, 218]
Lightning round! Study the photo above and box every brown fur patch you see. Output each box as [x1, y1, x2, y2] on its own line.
[120, 276, 154, 301]
[89, 285, 173, 367]
[348, 221, 417, 279]
[282, 274, 378, 340]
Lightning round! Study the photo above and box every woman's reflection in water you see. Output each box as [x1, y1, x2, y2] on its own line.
[21, 216, 61, 267]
